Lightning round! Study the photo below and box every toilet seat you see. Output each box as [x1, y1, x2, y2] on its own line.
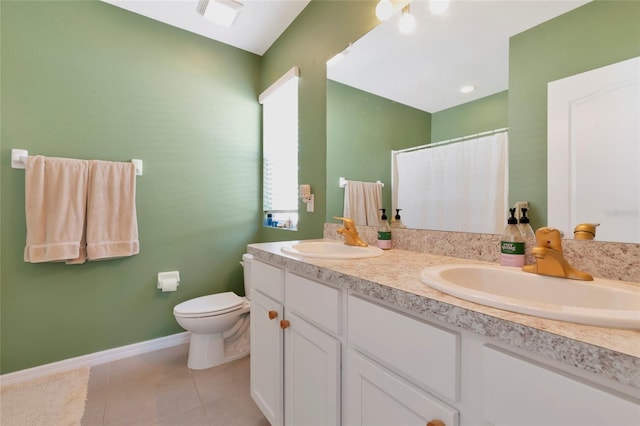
[173, 292, 248, 318]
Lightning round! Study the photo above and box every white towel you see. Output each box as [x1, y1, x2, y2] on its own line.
[343, 180, 382, 226]
[86, 160, 139, 261]
[24, 156, 88, 263]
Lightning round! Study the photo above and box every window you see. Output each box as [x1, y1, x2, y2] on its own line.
[259, 67, 299, 230]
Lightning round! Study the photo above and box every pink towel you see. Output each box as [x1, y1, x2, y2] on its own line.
[86, 160, 139, 261]
[24, 156, 88, 263]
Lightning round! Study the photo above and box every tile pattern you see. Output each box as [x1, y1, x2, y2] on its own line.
[248, 239, 640, 390]
[82, 345, 268, 426]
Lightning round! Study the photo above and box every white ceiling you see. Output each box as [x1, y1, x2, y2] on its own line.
[103, 0, 590, 112]
[102, 0, 311, 55]
[328, 0, 591, 113]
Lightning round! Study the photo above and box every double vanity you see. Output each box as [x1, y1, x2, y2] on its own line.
[248, 237, 640, 426]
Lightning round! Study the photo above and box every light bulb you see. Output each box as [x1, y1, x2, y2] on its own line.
[459, 85, 476, 94]
[430, 0, 449, 15]
[398, 6, 416, 34]
[375, 0, 394, 21]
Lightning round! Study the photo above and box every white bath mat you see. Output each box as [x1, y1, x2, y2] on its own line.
[0, 366, 90, 426]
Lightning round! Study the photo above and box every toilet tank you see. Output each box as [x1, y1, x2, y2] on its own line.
[242, 253, 253, 299]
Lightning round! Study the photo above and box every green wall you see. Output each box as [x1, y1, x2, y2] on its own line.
[508, 0, 640, 229]
[326, 80, 431, 220]
[1, 1, 261, 373]
[325, 83, 507, 221]
[431, 91, 508, 143]
[260, 0, 379, 241]
[3, 0, 638, 374]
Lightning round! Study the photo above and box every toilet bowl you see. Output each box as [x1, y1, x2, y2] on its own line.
[173, 254, 253, 370]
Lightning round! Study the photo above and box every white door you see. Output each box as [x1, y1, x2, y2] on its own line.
[250, 290, 284, 426]
[345, 350, 459, 426]
[284, 311, 341, 426]
[548, 56, 640, 243]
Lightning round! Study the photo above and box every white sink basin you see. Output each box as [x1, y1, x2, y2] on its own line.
[419, 264, 640, 330]
[281, 240, 384, 259]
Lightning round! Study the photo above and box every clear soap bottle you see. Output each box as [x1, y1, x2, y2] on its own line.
[518, 207, 535, 241]
[376, 209, 392, 250]
[500, 208, 525, 267]
[390, 209, 406, 229]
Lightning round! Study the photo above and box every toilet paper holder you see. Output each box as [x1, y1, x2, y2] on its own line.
[157, 271, 180, 292]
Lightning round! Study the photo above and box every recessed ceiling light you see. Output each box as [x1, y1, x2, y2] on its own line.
[459, 85, 476, 94]
[197, 0, 243, 28]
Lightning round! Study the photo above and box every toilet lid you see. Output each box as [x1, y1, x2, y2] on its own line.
[173, 292, 246, 317]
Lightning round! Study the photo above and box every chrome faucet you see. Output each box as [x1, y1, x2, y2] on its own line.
[522, 227, 593, 281]
[333, 217, 368, 247]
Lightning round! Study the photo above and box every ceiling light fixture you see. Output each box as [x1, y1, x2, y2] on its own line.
[375, 0, 394, 21]
[197, 0, 243, 28]
[398, 4, 416, 34]
[459, 85, 476, 94]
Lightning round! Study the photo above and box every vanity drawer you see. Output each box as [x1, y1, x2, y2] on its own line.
[251, 260, 284, 303]
[482, 345, 640, 426]
[348, 295, 460, 401]
[285, 272, 340, 335]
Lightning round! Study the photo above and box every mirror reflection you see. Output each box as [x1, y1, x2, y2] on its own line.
[326, 0, 639, 243]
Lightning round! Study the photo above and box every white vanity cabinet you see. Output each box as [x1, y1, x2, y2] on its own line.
[346, 294, 460, 426]
[249, 253, 640, 426]
[482, 346, 640, 426]
[250, 259, 341, 426]
[345, 294, 640, 426]
[250, 262, 285, 426]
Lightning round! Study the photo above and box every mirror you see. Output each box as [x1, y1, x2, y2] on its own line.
[327, 0, 639, 243]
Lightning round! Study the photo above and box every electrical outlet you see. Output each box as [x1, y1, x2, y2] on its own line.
[299, 184, 311, 200]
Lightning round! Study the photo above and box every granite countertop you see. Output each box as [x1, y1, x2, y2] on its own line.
[247, 240, 640, 390]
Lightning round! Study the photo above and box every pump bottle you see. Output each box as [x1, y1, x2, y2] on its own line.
[500, 208, 525, 267]
[518, 207, 535, 241]
[390, 209, 406, 229]
[376, 209, 392, 250]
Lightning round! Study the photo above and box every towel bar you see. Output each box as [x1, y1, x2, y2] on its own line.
[11, 148, 143, 176]
[339, 177, 384, 188]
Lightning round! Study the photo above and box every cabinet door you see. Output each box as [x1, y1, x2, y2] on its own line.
[345, 350, 459, 426]
[284, 311, 341, 426]
[250, 290, 284, 426]
[348, 295, 460, 401]
[482, 345, 640, 426]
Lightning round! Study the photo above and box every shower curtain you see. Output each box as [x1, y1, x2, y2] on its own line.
[392, 131, 508, 233]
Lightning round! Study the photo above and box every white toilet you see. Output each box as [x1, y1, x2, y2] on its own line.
[173, 254, 252, 370]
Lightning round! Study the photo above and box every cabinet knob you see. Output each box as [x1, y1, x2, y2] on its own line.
[427, 420, 445, 426]
[268, 310, 278, 320]
[280, 319, 290, 329]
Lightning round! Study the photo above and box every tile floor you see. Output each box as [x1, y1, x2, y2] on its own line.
[82, 344, 269, 426]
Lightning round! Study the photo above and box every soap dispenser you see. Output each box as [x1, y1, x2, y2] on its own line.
[517, 207, 535, 241]
[376, 209, 392, 250]
[390, 209, 406, 229]
[500, 208, 525, 267]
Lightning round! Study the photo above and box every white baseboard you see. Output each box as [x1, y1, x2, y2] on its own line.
[0, 332, 190, 386]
